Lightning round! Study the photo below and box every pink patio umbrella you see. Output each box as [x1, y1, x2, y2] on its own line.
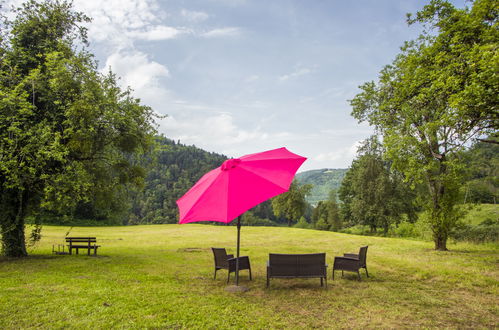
[177, 147, 307, 285]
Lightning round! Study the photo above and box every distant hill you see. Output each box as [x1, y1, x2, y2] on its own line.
[296, 168, 348, 205]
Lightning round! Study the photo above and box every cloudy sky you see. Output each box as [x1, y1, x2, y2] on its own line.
[6, 0, 466, 171]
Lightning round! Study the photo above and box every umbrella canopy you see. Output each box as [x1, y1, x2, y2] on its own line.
[177, 147, 306, 224]
[176, 147, 306, 285]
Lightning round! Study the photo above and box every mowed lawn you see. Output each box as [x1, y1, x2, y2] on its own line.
[0, 225, 497, 328]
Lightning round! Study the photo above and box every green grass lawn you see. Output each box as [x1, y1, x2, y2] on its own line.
[462, 203, 499, 225]
[1, 224, 498, 328]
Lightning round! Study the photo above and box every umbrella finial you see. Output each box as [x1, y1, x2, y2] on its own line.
[221, 158, 241, 171]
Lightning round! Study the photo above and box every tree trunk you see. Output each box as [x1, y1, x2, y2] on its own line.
[1, 189, 28, 257]
[434, 233, 448, 251]
[383, 223, 389, 236]
[1, 217, 28, 257]
[426, 155, 451, 251]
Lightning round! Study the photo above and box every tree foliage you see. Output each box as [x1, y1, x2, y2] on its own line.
[311, 190, 341, 231]
[350, 0, 497, 250]
[271, 181, 312, 226]
[463, 140, 499, 203]
[126, 137, 227, 224]
[0, 0, 155, 256]
[338, 137, 417, 234]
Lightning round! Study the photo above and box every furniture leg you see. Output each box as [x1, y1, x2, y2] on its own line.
[249, 268, 252, 281]
[214, 268, 217, 279]
[365, 267, 369, 277]
[227, 271, 230, 284]
[357, 270, 361, 281]
[320, 277, 323, 286]
[332, 269, 335, 280]
[324, 276, 327, 288]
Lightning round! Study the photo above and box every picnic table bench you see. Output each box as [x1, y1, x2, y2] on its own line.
[65, 237, 100, 256]
[266, 253, 328, 288]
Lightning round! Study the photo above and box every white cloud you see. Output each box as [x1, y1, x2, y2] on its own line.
[318, 125, 373, 138]
[160, 113, 265, 146]
[181, 9, 209, 22]
[279, 66, 315, 81]
[314, 141, 361, 163]
[104, 51, 169, 89]
[71, 0, 182, 49]
[157, 111, 294, 157]
[102, 51, 172, 111]
[127, 25, 187, 41]
[201, 27, 241, 38]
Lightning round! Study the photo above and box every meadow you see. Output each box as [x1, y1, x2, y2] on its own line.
[0, 224, 497, 328]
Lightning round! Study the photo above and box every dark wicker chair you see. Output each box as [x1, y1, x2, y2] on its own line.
[211, 248, 252, 283]
[332, 246, 369, 281]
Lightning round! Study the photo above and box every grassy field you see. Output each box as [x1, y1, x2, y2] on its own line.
[0, 225, 498, 328]
[462, 203, 499, 225]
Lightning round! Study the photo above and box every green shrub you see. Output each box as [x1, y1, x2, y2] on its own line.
[294, 217, 312, 229]
[451, 218, 499, 243]
[241, 212, 278, 226]
[393, 221, 418, 238]
[339, 225, 371, 235]
[315, 218, 330, 231]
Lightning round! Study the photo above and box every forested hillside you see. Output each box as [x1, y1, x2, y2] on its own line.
[295, 169, 347, 205]
[127, 137, 228, 224]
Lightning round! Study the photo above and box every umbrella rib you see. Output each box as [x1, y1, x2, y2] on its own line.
[237, 165, 296, 191]
[236, 166, 291, 192]
[241, 155, 303, 161]
[181, 171, 227, 222]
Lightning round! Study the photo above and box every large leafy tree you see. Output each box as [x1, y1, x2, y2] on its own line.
[0, 0, 156, 256]
[350, 0, 497, 249]
[339, 137, 417, 234]
[272, 181, 312, 226]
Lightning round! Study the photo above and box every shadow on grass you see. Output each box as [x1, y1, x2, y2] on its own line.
[177, 247, 210, 253]
[0, 254, 61, 263]
[0, 253, 113, 263]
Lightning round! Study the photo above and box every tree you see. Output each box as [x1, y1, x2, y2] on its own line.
[350, 0, 497, 249]
[294, 216, 311, 229]
[123, 136, 227, 225]
[271, 181, 312, 226]
[463, 140, 498, 203]
[339, 137, 417, 234]
[311, 190, 341, 231]
[327, 191, 341, 231]
[0, 0, 156, 256]
[312, 201, 326, 226]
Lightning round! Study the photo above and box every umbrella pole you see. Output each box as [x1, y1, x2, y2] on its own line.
[236, 215, 241, 286]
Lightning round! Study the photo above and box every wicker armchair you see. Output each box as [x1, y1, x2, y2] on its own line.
[211, 248, 252, 283]
[332, 246, 369, 281]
